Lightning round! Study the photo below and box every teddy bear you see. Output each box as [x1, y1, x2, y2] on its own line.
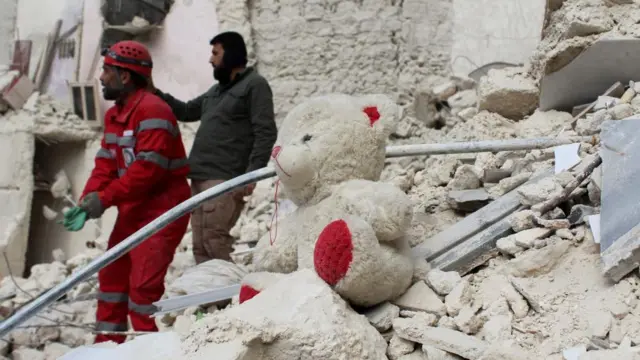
[239, 93, 416, 307]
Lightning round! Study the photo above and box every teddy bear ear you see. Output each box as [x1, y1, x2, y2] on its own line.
[358, 94, 400, 138]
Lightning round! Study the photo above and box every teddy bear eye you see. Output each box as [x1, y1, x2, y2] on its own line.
[302, 134, 312, 143]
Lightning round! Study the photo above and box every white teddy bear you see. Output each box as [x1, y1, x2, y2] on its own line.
[240, 94, 415, 307]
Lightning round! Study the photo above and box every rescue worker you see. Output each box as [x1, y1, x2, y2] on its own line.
[150, 31, 277, 264]
[65, 40, 191, 344]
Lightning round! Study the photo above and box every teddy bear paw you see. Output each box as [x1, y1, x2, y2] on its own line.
[313, 219, 354, 286]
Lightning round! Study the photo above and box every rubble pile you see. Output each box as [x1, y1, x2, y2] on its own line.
[530, 0, 640, 81]
[0, 230, 197, 359]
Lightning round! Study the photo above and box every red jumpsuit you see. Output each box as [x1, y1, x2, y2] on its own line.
[81, 88, 191, 343]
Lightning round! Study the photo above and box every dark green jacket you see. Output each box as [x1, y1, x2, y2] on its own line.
[156, 67, 277, 180]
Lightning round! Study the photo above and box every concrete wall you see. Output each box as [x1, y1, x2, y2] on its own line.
[0, 0, 17, 66]
[213, 0, 545, 123]
[0, 128, 34, 277]
[450, 0, 546, 76]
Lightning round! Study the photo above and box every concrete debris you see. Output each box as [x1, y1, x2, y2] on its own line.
[477, 67, 539, 120]
[392, 281, 447, 316]
[365, 302, 401, 332]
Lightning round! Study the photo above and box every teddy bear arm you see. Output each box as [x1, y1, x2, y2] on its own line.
[335, 181, 414, 242]
[252, 228, 299, 274]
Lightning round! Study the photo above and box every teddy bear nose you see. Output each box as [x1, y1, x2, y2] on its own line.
[271, 146, 282, 158]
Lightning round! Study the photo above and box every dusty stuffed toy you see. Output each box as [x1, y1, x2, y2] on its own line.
[239, 94, 415, 307]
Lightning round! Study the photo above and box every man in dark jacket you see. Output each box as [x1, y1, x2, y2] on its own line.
[150, 31, 277, 264]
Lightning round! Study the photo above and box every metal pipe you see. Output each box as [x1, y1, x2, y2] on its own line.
[0, 135, 596, 336]
[384, 136, 596, 158]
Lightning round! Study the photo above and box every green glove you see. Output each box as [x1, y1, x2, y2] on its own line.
[60, 207, 88, 232]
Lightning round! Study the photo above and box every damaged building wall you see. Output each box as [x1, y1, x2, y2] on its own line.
[0, 127, 34, 278]
[211, 0, 545, 123]
[450, 0, 546, 75]
[0, 0, 17, 65]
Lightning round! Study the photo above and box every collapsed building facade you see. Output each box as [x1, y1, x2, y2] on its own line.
[1, 0, 639, 359]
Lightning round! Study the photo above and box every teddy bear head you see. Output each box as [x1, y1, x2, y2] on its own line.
[270, 94, 399, 206]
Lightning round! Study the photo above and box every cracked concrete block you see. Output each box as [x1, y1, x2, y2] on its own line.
[365, 302, 400, 332]
[477, 68, 539, 120]
[392, 281, 447, 316]
[600, 119, 640, 281]
[393, 317, 487, 360]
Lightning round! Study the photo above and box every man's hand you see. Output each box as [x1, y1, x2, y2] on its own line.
[235, 183, 255, 200]
[80, 192, 105, 219]
[244, 183, 256, 197]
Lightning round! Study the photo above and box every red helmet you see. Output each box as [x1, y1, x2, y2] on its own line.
[101, 40, 153, 78]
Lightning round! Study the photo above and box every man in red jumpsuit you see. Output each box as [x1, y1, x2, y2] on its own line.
[75, 40, 191, 343]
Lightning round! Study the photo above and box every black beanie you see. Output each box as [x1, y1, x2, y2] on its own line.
[210, 31, 248, 68]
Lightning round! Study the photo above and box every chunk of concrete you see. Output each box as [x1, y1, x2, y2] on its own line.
[426, 269, 462, 296]
[448, 189, 491, 212]
[180, 269, 387, 359]
[488, 172, 531, 198]
[365, 302, 400, 332]
[512, 228, 552, 249]
[477, 67, 539, 120]
[477, 342, 535, 360]
[392, 281, 447, 316]
[444, 280, 473, 317]
[516, 177, 564, 206]
[422, 345, 462, 360]
[393, 318, 487, 360]
[388, 334, 416, 360]
[507, 240, 571, 277]
[496, 237, 525, 256]
[399, 350, 429, 360]
[447, 165, 481, 190]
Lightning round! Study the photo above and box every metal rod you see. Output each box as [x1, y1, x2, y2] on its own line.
[384, 136, 596, 158]
[0, 136, 596, 337]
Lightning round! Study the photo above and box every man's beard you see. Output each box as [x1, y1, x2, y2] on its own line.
[213, 66, 231, 85]
[101, 85, 121, 100]
[101, 83, 135, 101]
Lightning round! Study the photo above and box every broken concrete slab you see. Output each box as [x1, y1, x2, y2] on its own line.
[392, 281, 447, 316]
[393, 318, 487, 359]
[600, 119, 640, 281]
[539, 38, 640, 112]
[412, 169, 553, 263]
[448, 189, 490, 212]
[180, 269, 388, 359]
[477, 67, 539, 120]
[364, 302, 400, 332]
[507, 239, 571, 277]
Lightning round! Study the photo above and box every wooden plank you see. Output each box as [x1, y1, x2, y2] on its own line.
[9, 40, 32, 76]
[35, 19, 63, 92]
[412, 169, 553, 262]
